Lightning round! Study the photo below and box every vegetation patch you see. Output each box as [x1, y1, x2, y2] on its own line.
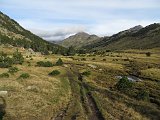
[82, 70, 91, 77]
[136, 89, 150, 101]
[55, 58, 63, 66]
[115, 76, 133, 91]
[0, 73, 9, 78]
[48, 70, 60, 76]
[18, 73, 30, 79]
[36, 61, 53, 67]
[8, 67, 19, 74]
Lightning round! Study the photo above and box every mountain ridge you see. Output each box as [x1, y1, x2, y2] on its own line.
[81, 23, 160, 51]
[58, 32, 100, 48]
[0, 11, 66, 54]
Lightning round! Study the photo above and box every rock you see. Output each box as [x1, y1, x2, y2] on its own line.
[26, 86, 39, 92]
[63, 64, 68, 67]
[0, 91, 8, 97]
[88, 64, 97, 69]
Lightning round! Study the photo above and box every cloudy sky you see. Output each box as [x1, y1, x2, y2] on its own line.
[0, 0, 160, 41]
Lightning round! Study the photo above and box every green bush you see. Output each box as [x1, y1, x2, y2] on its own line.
[92, 58, 96, 60]
[12, 50, 24, 64]
[82, 71, 91, 76]
[146, 52, 151, 57]
[136, 90, 149, 101]
[0, 52, 13, 68]
[0, 73, 9, 78]
[81, 58, 86, 61]
[102, 58, 106, 61]
[55, 58, 63, 66]
[8, 67, 19, 74]
[48, 70, 60, 76]
[19, 73, 30, 79]
[37, 61, 53, 67]
[115, 76, 133, 91]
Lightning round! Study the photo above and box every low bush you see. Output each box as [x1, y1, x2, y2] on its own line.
[55, 58, 63, 66]
[19, 73, 30, 79]
[0, 73, 9, 78]
[81, 58, 86, 61]
[102, 58, 106, 61]
[12, 50, 24, 64]
[0, 52, 13, 68]
[8, 67, 19, 74]
[136, 90, 150, 101]
[115, 76, 133, 91]
[92, 58, 96, 60]
[146, 52, 151, 57]
[48, 70, 60, 76]
[37, 61, 53, 67]
[82, 71, 91, 76]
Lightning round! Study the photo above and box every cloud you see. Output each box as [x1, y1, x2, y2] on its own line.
[33, 26, 86, 41]
[1, 0, 160, 40]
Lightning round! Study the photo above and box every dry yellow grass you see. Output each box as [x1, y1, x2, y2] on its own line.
[141, 68, 160, 80]
[0, 46, 71, 120]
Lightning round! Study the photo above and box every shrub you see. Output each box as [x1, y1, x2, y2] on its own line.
[136, 90, 149, 101]
[12, 50, 24, 64]
[55, 58, 63, 66]
[146, 52, 151, 57]
[0, 52, 13, 68]
[92, 58, 96, 60]
[102, 58, 106, 61]
[8, 67, 19, 74]
[48, 70, 60, 76]
[81, 58, 86, 61]
[115, 76, 133, 91]
[0, 73, 9, 78]
[82, 71, 91, 76]
[36, 61, 53, 67]
[19, 73, 30, 79]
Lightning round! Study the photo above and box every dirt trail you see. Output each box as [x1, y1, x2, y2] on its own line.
[73, 66, 105, 120]
[52, 65, 104, 120]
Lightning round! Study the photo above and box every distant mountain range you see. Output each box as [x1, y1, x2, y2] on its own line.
[1, 11, 159, 53]
[59, 23, 160, 51]
[58, 32, 100, 48]
[0, 11, 65, 54]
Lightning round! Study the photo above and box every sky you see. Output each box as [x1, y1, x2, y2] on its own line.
[0, 0, 160, 41]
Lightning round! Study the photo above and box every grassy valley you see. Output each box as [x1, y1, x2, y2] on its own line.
[0, 11, 160, 120]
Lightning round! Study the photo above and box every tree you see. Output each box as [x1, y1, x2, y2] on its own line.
[55, 58, 63, 66]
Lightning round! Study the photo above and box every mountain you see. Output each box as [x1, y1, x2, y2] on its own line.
[58, 32, 100, 48]
[0, 11, 66, 54]
[81, 24, 160, 51]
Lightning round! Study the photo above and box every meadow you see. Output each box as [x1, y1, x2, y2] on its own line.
[0, 45, 160, 120]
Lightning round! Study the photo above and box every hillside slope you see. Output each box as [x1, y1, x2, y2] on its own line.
[0, 11, 65, 54]
[58, 32, 100, 48]
[82, 24, 160, 51]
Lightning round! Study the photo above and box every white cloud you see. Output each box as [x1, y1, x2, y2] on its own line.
[1, 0, 160, 40]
